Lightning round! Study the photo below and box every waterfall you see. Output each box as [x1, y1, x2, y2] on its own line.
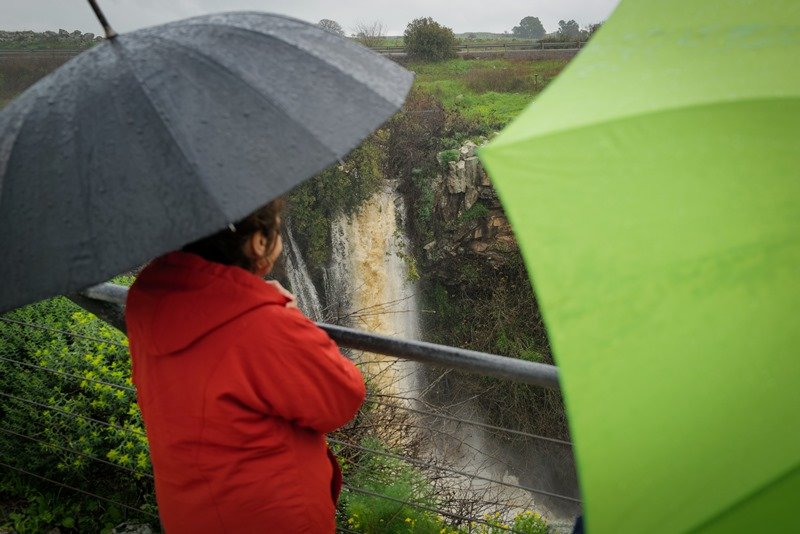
[325, 183, 420, 398]
[284, 183, 577, 528]
[284, 224, 324, 322]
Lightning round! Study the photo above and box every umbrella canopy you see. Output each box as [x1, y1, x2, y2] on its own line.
[0, 12, 412, 313]
[480, 1, 799, 532]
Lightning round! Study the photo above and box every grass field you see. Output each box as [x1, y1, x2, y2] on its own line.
[407, 57, 568, 128]
[1, 52, 570, 131]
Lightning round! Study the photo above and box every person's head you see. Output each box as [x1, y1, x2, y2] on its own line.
[182, 198, 285, 277]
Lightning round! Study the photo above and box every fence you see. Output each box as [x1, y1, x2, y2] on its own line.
[0, 41, 585, 61]
[0, 285, 580, 533]
[371, 42, 585, 54]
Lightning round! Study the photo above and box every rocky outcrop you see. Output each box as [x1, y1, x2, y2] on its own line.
[424, 139, 518, 283]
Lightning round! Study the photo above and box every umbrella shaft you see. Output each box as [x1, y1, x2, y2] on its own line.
[86, 0, 117, 39]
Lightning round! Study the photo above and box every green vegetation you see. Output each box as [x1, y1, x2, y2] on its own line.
[457, 201, 489, 223]
[337, 436, 548, 533]
[408, 58, 568, 128]
[386, 89, 447, 244]
[421, 261, 568, 439]
[403, 18, 458, 62]
[317, 19, 345, 37]
[289, 134, 385, 270]
[0, 298, 156, 532]
[557, 19, 581, 39]
[512, 17, 546, 40]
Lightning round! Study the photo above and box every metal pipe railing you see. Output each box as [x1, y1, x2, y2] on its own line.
[75, 283, 560, 391]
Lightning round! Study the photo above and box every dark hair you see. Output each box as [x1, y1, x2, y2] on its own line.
[182, 198, 285, 272]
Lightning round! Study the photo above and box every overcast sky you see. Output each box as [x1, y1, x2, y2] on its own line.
[4, 0, 620, 37]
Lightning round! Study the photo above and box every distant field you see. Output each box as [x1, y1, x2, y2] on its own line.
[0, 54, 70, 107]
[1, 51, 571, 130]
[407, 57, 569, 128]
[381, 32, 539, 47]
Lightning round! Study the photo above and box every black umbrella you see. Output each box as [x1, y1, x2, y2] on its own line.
[0, 7, 413, 313]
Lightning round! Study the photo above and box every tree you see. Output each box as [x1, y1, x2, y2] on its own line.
[317, 19, 344, 37]
[353, 20, 386, 48]
[511, 16, 545, 40]
[403, 17, 458, 62]
[585, 21, 603, 40]
[557, 19, 581, 39]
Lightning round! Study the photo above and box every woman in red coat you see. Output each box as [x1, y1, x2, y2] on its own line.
[125, 200, 366, 533]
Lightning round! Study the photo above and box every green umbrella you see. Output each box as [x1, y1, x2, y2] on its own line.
[479, 1, 799, 532]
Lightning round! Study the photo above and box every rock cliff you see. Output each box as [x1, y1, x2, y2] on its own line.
[423, 139, 518, 283]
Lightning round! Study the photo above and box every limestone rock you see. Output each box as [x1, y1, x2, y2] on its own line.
[464, 156, 481, 186]
[447, 160, 467, 193]
[460, 141, 477, 158]
[464, 186, 479, 210]
[425, 138, 519, 285]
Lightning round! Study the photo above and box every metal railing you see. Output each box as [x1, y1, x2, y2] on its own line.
[77, 282, 560, 390]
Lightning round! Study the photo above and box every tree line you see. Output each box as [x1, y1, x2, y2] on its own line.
[316, 15, 602, 62]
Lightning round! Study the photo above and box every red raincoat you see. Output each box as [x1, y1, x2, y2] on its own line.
[125, 251, 366, 533]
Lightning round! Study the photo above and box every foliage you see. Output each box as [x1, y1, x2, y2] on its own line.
[512, 511, 548, 534]
[288, 135, 384, 270]
[409, 58, 568, 129]
[463, 64, 533, 94]
[586, 22, 604, 40]
[353, 21, 386, 48]
[386, 89, 446, 182]
[0, 298, 157, 532]
[318, 19, 345, 37]
[557, 19, 581, 39]
[386, 89, 447, 244]
[439, 149, 460, 165]
[403, 18, 458, 62]
[420, 255, 569, 440]
[336, 432, 548, 534]
[0, 488, 136, 534]
[511, 17, 546, 40]
[457, 202, 489, 223]
[339, 437, 441, 533]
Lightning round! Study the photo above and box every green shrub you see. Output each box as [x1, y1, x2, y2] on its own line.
[0, 298, 156, 532]
[464, 65, 533, 93]
[289, 135, 384, 270]
[512, 510, 549, 534]
[403, 18, 458, 62]
[458, 202, 489, 223]
[439, 149, 460, 165]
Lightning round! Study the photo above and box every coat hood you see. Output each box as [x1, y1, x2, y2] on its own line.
[125, 251, 291, 354]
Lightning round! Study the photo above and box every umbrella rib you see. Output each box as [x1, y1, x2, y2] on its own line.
[488, 94, 800, 150]
[108, 39, 231, 225]
[0, 85, 44, 187]
[139, 32, 347, 164]
[188, 22, 406, 108]
[685, 460, 800, 533]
